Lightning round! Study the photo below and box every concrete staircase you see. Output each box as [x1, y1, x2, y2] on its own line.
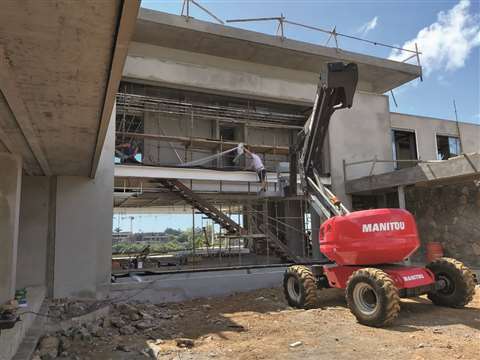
[159, 179, 243, 234]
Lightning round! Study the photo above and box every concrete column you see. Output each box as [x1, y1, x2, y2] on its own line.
[284, 199, 304, 256]
[0, 153, 22, 304]
[16, 176, 50, 289]
[53, 111, 115, 299]
[398, 186, 406, 209]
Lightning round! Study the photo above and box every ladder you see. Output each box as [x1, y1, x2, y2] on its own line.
[159, 179, 243, 234]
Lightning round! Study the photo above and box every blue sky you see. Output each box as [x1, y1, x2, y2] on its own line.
[113, 213, 208, 233]
[141, 0, 480, 124]
[113, 213, 239, 233]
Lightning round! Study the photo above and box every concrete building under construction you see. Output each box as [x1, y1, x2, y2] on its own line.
[0, 3, 479, 359]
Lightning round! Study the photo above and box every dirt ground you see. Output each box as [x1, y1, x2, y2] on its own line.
[45, 286, 480, 360]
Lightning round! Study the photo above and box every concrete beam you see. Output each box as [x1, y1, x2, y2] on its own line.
[110, 267, 285, 303]
[0, 47, 51, 176]
[115, 164, 274, 182]
[345, 153, 480, 194]
[133, 8, 421, 94]
[90, 1, 140, 178]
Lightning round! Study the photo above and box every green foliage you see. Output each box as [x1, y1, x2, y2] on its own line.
[112, 227, 209, 254]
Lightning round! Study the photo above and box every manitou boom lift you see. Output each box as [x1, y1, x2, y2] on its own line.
[283, 62, 476, 327]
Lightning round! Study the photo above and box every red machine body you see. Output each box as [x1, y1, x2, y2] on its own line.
[323, 265, 435, 290]
[319, 208, 420, 266]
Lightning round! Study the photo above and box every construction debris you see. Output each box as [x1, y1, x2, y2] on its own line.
[30, 286, 480, 359]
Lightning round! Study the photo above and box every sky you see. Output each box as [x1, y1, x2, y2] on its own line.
[141, 0, 480, 124]
[113, 213, 234, 233]
[116, 0, 480, 233]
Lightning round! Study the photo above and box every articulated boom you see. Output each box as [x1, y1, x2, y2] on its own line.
[297, 62, 358, 219]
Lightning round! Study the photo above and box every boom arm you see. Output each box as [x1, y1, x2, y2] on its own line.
[297, 62, 358, 219]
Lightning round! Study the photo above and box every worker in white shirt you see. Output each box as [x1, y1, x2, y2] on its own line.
[244, 145, 267, 192]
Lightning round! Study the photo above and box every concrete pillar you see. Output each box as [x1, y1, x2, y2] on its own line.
[284, 199, 304, 256]
[52, 111, 115, 299]
[0, 153, 22, 304]
[16, 176, 50, 289]
[398, 186, 406, 209]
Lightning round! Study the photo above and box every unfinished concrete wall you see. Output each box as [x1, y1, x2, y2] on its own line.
[16, 176, 49, 289]
[53, 112, 115, 298]
[0, 153, 22, 304]
[124, 42, 317, 105]
[143, 111, 215, 166]
[390, 113, 480, 160]
[329, 92, 393, 207]
[406, 180, 480, 267]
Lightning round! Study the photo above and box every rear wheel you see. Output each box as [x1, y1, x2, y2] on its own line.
[283, 265, 318, 309]
[346, 268, 400, 327]
[426, 257, 476, 307]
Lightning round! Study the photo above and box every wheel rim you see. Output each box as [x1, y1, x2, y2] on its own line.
[353, 283, 378, 315]
[287, 276, 301, 302]
[437, 273, 455, 295]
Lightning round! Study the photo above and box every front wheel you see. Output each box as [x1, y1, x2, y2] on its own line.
[283, 265, 318, 309]
[426, 257, 476, 307]
[346, 268, 400, 327]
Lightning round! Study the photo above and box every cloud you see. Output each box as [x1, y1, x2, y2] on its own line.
[389, 0, 480, 76]
[358, 16, 378, 35]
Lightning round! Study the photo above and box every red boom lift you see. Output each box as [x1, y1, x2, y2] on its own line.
[283, 62, 476, 327]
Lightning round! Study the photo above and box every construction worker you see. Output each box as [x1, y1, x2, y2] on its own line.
[244, 145, 267, 192]
[116, 141, 142, 164]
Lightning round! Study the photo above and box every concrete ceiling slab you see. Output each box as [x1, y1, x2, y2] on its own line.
[0, 0, 140, 176]
[134, 9, 421, 95]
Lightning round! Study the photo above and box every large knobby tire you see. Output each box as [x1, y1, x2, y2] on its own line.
[283, 265, 318, 309]
[346, 268, 400, 327]
[426, 257, 476, 308]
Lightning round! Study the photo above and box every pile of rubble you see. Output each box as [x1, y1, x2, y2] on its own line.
[33, 299, 194, 359]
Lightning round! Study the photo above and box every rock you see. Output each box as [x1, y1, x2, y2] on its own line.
[119, 325, 136, 335]
[289, 341, 303, 348]
[129, 312, 141, 321]
[201, 304, 212, 310]
[154, 339, 165, 345]
[176, 338, 195, 348]
[115, 344, 131, 352]
[158, 312, 173, 320]
[432, 328, 443, 334]
[117, 303, 139, 317]
[142, 347, 158, 358]
[140, 311, 154, 320]
[78, 327, 92, 341]
[417, 343, 425, 349]
[471, 243, 480, 256]
[135, 321, 153, 330]
[93, 327, 108, 338]
[110, 318, 126, 328]
[59, 337, 71, 352]
[255, 297, 265, 301]
[38, 336, 60, 358]
[68, 302, 86, 316]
